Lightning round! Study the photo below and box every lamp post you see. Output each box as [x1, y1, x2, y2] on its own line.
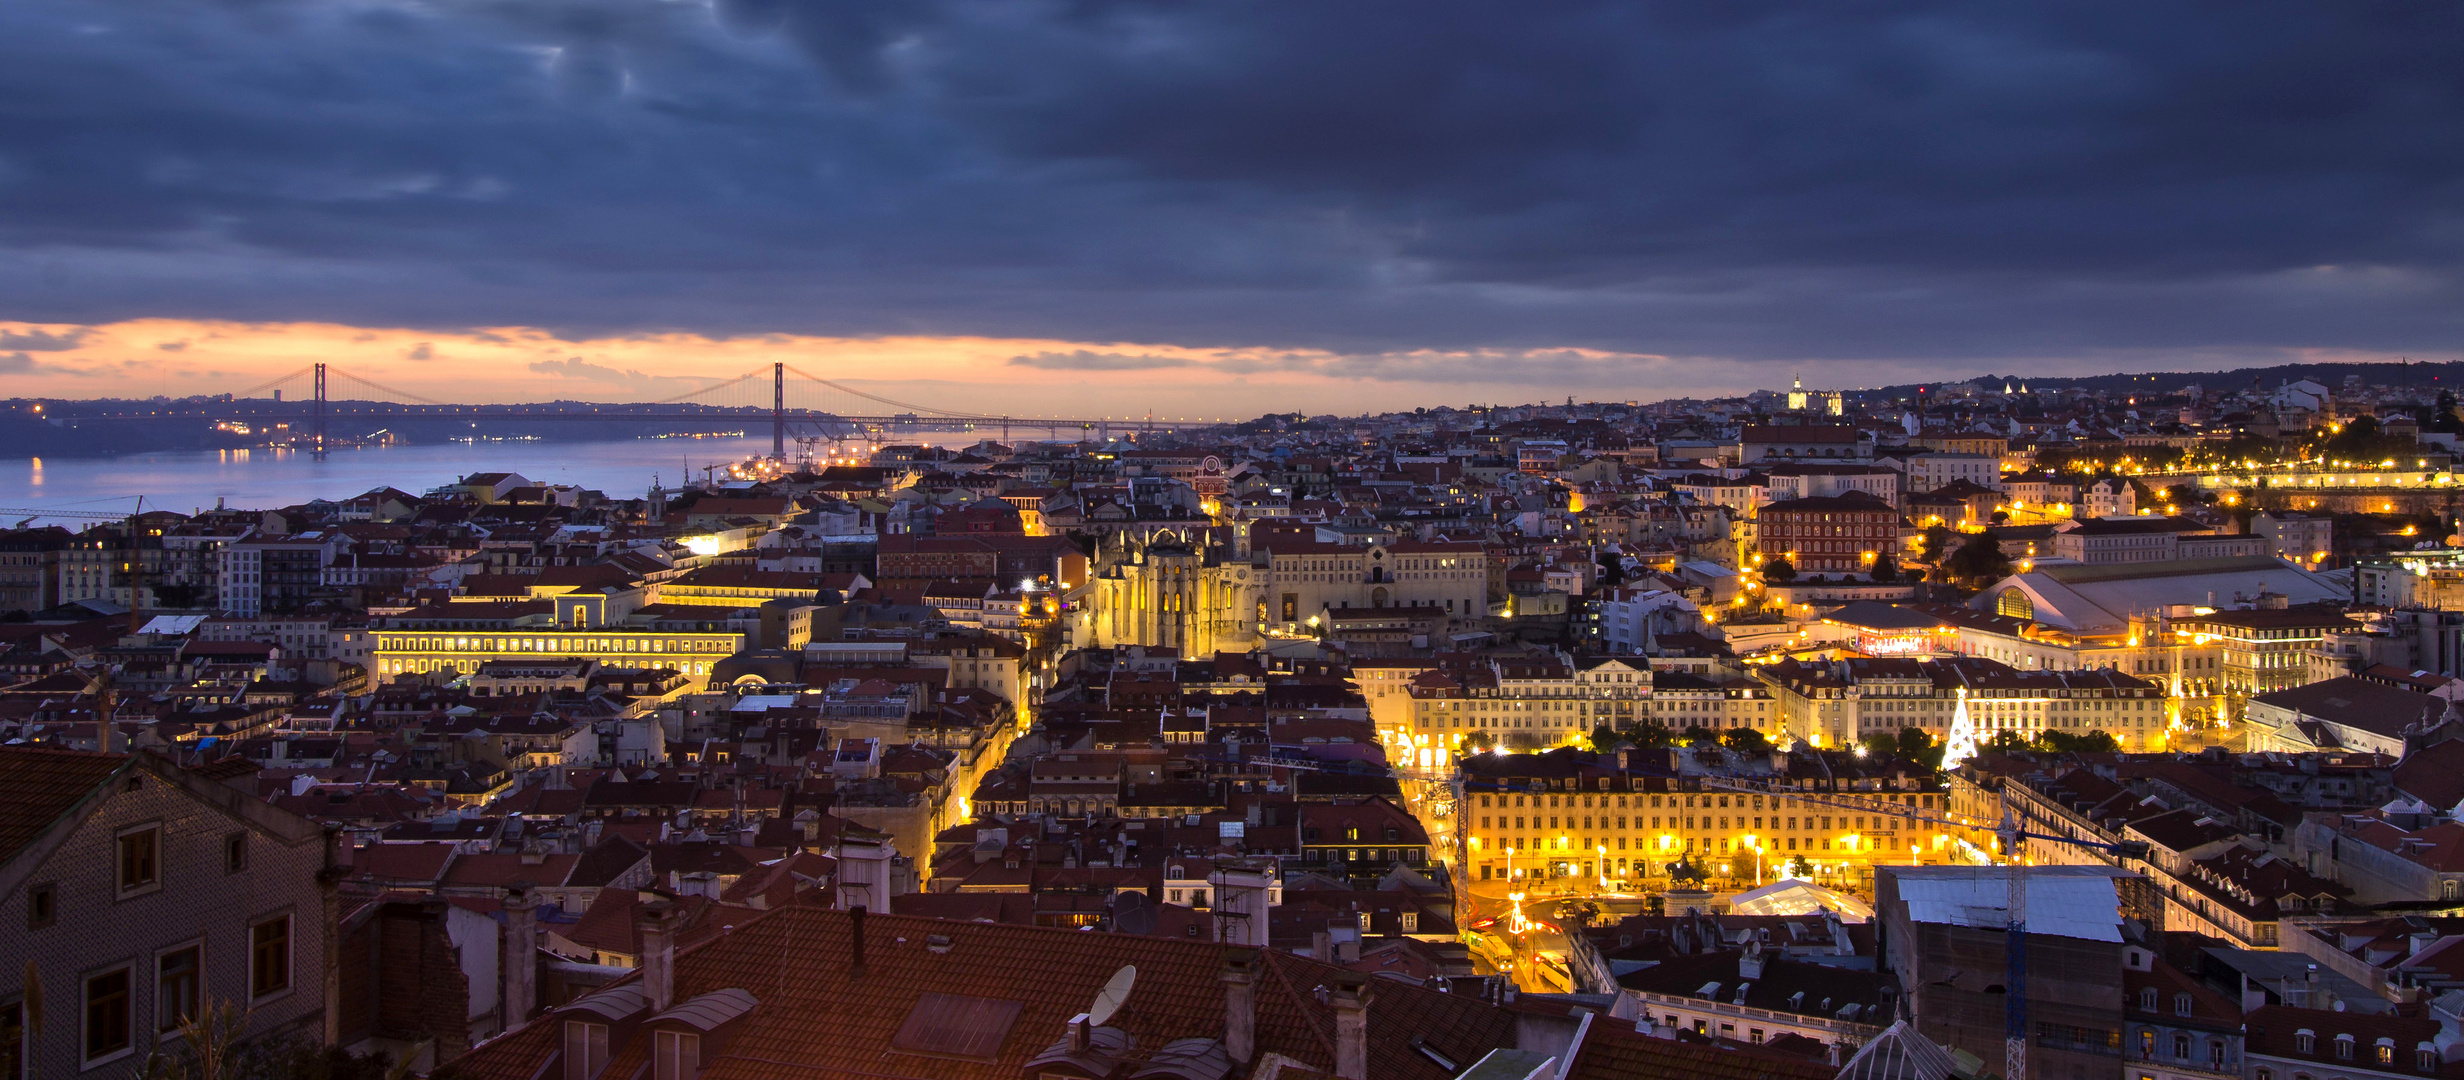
[1597, 844, 1609, 891]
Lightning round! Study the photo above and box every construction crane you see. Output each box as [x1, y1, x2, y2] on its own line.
[2, 504, 143, 526]
[4, 498, 154, 632]
[1687, 774, 2145, 1080]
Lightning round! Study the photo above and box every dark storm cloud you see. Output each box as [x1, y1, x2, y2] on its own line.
[0, 327, 93, 351]
[4, 0, 2464, 382]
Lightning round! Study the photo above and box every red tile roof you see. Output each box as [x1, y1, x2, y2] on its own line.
[454, 906, 1521, 1080]
[0, 747, 127, 861]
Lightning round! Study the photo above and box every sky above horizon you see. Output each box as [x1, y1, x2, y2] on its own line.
[6, 2, 2464, 415]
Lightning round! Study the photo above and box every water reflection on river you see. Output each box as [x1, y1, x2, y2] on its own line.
[7, 435, 792, 520]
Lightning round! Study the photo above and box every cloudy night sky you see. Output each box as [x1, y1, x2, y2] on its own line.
[4, 1, 2464, 414]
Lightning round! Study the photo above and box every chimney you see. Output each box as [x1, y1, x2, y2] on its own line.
[1067, 1012, 1094, 1053]
[1738, 940, 1767, 980]
[504, 884, 538, 1029]
[1312, 928, 1333, 962]
[1329, 976, 1371, 1080]
[637, 898, 676, 1011]
[849, 904, 868, 977]
[1221, 950, 1257, 1066]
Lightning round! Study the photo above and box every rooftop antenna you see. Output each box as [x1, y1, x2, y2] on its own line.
[1088, 964, 1137, 1027]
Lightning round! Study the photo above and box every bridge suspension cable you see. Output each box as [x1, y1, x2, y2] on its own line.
[781, 364, 1001, 421]
[653, 369, 768, 406]
[228, 365, 316, 400]
[326, 368, 449, 407]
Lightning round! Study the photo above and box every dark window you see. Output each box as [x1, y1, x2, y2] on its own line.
[118, 829, 159, 893]
[251, 917, 290, 997]
[225, 833, 248, 874]
[158, 947, 200, 1032]
[2, 1000, 23, 1080]
[25, 883, 54, 930]
[85, 968, 130, 1061]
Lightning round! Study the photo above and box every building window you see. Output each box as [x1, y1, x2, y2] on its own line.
[225, 833, 248, 874]
[654, 1031, 700, 1080]
[2139, 987, 2156, 1011]
[2335, 1034, 2354, 1060]
[25, 883, 54, 931]
[117, 827, 160, 896]
[565, 1021, 608, 1080]
[84, 967, 131, 1063]
[3, 1000, 24, 1080]
[2174, 992, 2192, 1017]
[157, 946, 201, 1033]
[250, 917, 291, 998]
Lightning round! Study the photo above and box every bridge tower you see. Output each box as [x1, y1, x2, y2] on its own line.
[772, 362, 785, 459]
[312, 362, 327, 458]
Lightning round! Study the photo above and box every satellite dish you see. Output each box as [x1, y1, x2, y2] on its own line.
[1088, 964, 1137, 1027]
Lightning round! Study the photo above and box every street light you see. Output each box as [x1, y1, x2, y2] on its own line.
[1597, 844, 1609, 890]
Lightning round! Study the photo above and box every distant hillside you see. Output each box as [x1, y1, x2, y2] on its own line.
[1859, 359, 2464, 400]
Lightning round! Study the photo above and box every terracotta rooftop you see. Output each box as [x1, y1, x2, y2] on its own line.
[454, 906, 1528, 1080]
[0, 747, 128, 861]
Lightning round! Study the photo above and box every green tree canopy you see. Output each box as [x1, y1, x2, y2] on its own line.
[1720, 727, 1773, 755]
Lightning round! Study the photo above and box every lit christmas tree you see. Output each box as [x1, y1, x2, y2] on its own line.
[1940, 687, 1979, 771]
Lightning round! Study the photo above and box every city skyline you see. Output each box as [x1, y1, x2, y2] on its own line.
[0, 317, 2443, 416]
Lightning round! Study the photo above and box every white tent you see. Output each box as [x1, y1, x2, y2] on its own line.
[1725, 879, 1875, 921]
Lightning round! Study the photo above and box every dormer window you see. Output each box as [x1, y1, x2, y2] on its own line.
[2174, 992, 2193, 1017]
[2295, 1030, 2314, 1054]
[2336, 1034, 2355, 1060]
[564, 1021, 609, 1080]
[2139, 987, 2157, 1011]
[655, 1031, 700, 1080]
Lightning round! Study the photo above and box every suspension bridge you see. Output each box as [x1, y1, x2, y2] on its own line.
[63, 363, 1222, 456]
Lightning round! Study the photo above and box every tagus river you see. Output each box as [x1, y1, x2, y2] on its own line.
[6, 436, 790, 521]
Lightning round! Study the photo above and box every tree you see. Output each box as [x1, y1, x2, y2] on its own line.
[1895, 727, 1944, 771]
[1681, 724, 1721, 748]
[1720, 727, 1772, 755]
[1461, 731, 1496, 754]
[1622, 719, 1676, 750]
[142, 1000, 410, 1080]
[1918, 524, 1954, 564]
[1763, 557, 1798, 583]
[1870, 553, 1899, 583]
[1984, 731, 2032, 753]
[2033, 730, 2120, 754]
[1859, 731, 1899, 758]
[1586, 723, 1624, 754]
[1785, 854, 1814, 879]
[1944, 535, 2015, 587]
